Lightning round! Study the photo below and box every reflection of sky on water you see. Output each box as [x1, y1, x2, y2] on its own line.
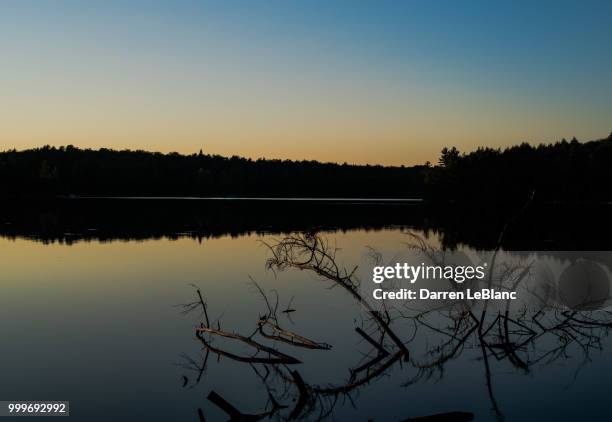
[0, 229, 611, 421]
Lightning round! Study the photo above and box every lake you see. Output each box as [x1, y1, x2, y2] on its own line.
[1, 199, 611, 421]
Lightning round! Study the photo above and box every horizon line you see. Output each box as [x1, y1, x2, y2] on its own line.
[1, 131, 611, 168]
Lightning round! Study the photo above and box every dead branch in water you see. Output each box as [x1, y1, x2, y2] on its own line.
[262, 233, 410, 359]
[184, 273, 408, 420]
[196, 324, 301, 365]
[257, 318, 332, 350]
[250, 278, 332, 350]
[207, 390, 276, 421]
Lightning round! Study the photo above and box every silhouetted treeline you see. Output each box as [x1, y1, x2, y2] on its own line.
[1, 133, 611, 200]
[0, 146, 425, 198]
[425, 133, 612, 202]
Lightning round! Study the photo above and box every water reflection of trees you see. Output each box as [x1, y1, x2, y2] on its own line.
[4, 199, 612, 251]
[180, 233, 612, 421]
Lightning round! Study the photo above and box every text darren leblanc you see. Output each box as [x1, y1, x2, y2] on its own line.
[373, 288, 517, 300]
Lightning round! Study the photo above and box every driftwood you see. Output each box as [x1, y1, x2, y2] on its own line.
[263, 234, 410, 360]
[355, 326, 389, 356]
[270, 350, 403, 397]
[180, 214, 612, 421]
[207, 391, 272, 421]
[181, 235, 413, 420]
[310, 351, 403, 395]
[257, 318, 332, 350]
[288, 370, 309, 420]
[196, 325, 301, 365]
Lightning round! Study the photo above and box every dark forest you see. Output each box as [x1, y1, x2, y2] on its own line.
[1, 133, 611, 202]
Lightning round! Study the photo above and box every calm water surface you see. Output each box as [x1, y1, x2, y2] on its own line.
[1, 206, 611, 421]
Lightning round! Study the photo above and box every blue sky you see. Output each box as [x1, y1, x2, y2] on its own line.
[1, 0, 611, 164]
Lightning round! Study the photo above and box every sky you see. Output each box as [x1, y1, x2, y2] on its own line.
[1, 0, 611, 166]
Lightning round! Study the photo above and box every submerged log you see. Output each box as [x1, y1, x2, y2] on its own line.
[257, 318, 332, 350]
[207, 391, 271, 421]
[196, 326, 301, 364]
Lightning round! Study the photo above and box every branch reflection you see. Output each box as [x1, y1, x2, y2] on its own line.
[179, 232, 612, 421]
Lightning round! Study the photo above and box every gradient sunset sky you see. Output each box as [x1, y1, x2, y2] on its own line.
[1, 1, 611, 165]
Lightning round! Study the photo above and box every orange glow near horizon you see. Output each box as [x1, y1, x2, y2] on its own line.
[1, 3, 611, 166]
